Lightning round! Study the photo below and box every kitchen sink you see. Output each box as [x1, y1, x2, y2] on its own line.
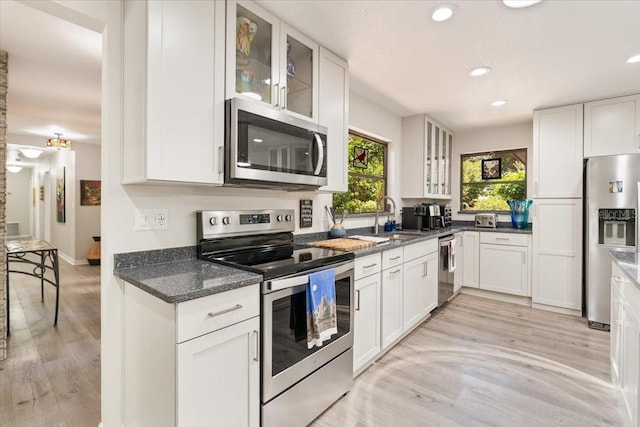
[387, 233, 423, 241]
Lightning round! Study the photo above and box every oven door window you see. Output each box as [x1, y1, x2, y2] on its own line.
[269, 275, 351, 377]
[237, 110, 327, 177]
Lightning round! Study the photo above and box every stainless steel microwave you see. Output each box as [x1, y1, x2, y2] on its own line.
[225, 98, 328, 189]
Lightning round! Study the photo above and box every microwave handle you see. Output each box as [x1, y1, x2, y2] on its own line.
[313, 133, 324, 176]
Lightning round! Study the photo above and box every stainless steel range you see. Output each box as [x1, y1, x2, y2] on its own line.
[197, 209, 355, 427]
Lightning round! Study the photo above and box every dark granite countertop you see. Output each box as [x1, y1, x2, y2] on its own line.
[114, 247, 260, 304]
[610, 251, 640, 288]
[114, 222, 531, 303]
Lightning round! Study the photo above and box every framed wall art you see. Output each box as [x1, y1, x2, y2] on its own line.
[81, 180, 101, 206]
[481, 158, 502, 180]
[56, 167, 65, 223]
[352, 146, 368, 169]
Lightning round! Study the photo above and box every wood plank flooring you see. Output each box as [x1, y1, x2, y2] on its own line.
[313, 294, 625, 427]
[0, 264, 625, 427]
[0, 260, 101, 427]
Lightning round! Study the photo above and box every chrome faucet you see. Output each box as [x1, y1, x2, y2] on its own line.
[373, 196, 397, 235]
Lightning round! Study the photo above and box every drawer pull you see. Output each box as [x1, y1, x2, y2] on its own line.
[363, 263, 378, 269]
[496, 237, 510, 241]
[390, 269, 401, 275]
[207, 304, 243, 318]
[390, 256, 401, 261]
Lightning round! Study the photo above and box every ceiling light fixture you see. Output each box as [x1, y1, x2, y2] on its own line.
[468, 66, 492, 77]
[7, 165, 23, 173]
[491, 99, 508, 107]
[503, 0, 542, 8]
[46, 133, 72, 150]
[431, 4, 457, 22]
[627, 54, 640, 64]
[19, 147, 44, 159]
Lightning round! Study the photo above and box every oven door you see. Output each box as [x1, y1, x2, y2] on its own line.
[261, 261, 353, 403]
[226, 97, 328, 188]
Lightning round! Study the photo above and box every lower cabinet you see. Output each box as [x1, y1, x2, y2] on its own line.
[403, 242, 438, 331]
[453, 232, 463, 293]
[123, 282, 260, 427]
[462, 231, 479, 288]
[381, 248, 404, 350]
[177, 317, 260, 426]
[353, 253, 382, 373]
[611, 261, 640, 427]
[354, 271, 381, 372]
[479, 233, 530, 297]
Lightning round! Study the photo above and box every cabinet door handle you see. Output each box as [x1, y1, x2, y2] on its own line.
[535, 181, 539, 195]
[423, 261, 428, 277]
[390, 269, 401, 275]
[522, 252, 525, 265]
[273, 83, 280, 107]
[207, 304, 242, 318]
[218, 146, 224, 174]
[281, 86, 287, 110]
[253, 330, 259, 362]
[355, 290, 360, 311]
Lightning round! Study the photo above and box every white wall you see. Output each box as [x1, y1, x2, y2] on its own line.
[342, 91, 403, 229]
[5, 167, 31, 238]
[451, 121, 534, 222]
[75, 143, 101, 263]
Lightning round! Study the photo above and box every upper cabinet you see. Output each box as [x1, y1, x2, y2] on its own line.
[584, 94, 640, 158]
[401, 115, 454, 199]
[226, 0, 319, 122]
[122, 0, 226, 184]
[532, 104, 584, 198]
[318, 47, 349, 193]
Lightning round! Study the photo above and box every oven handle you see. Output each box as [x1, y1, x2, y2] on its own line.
[266, 261, 353, 291]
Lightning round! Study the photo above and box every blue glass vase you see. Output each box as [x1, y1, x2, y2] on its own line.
[506, 199, 532, 229]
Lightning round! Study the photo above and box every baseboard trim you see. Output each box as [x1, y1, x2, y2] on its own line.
[531, 302, 582, 317]
[460, 287, 531, 306]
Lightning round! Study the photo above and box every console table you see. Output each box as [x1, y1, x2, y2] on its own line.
[5, 240, 60, 335]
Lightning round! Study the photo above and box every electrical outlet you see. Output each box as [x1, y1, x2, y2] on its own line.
[134, 208, 169, 231]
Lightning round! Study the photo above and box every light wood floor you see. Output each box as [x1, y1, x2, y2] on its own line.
[0, 265, 625, 427]
[313, 294, 625, 427]
[0, 259, 101, 427]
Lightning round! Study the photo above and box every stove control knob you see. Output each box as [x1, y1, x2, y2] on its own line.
[209, 217, 217, 226]
[285, 215, 292, 222]
[277, 215, 283, 222]
[222, 216, 230, 225]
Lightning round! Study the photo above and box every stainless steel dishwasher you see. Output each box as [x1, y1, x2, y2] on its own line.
[438, 235, 456, 306]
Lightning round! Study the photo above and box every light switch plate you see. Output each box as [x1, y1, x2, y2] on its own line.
[134, 208, 168, 231]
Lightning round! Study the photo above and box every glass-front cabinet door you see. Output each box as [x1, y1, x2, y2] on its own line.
[227, 1, 318, 122]
[424, 116, 454, 198]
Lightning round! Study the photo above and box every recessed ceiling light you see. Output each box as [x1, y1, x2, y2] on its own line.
[7, 165, 23, 173]
[253, 138, 263, 143]
[503, 0, 542, 8]
[432, 4, 457, 22]
[491, 99, 508, 107]
[468, 66, 491, 77]
[627, 54, 640, 64]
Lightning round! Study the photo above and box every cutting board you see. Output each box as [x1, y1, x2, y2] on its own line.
[308, 238, 377, 251]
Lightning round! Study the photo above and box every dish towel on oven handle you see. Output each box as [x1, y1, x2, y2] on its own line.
[306, 268, 338, 349]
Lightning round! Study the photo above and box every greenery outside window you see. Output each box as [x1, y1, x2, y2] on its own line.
[333, 131, 387, 213]
[460, 148, 527, 212]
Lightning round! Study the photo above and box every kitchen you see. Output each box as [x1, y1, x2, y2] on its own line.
[1, 0, 639, 426]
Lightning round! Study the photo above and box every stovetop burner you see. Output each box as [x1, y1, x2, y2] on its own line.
[197, 210, 354, 280]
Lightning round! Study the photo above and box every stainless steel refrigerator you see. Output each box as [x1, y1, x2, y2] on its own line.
[586, 154, 640, 330]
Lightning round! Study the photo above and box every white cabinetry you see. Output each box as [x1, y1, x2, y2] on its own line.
[353, 253, 381, 373]
[318, 47, 349, 192]
[533, 104, 583, 198]
[610, 262, 640, 427]
[532, 199, 582, 312]
[381, 248, 404, 350]
[401, 115, 454, 199]
[123, 0, 225, 184]
[123, 282, 260, 427]
[226, 0, 319, 121]
[479, 233, 530, 297]
[585, 94, 640, 157]
[453, 232, 463, 294]
[461, 231, 479, 288]
[402, 240, 438, 331]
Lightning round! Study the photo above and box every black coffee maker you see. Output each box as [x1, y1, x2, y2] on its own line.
[423, 203, 442, 229]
